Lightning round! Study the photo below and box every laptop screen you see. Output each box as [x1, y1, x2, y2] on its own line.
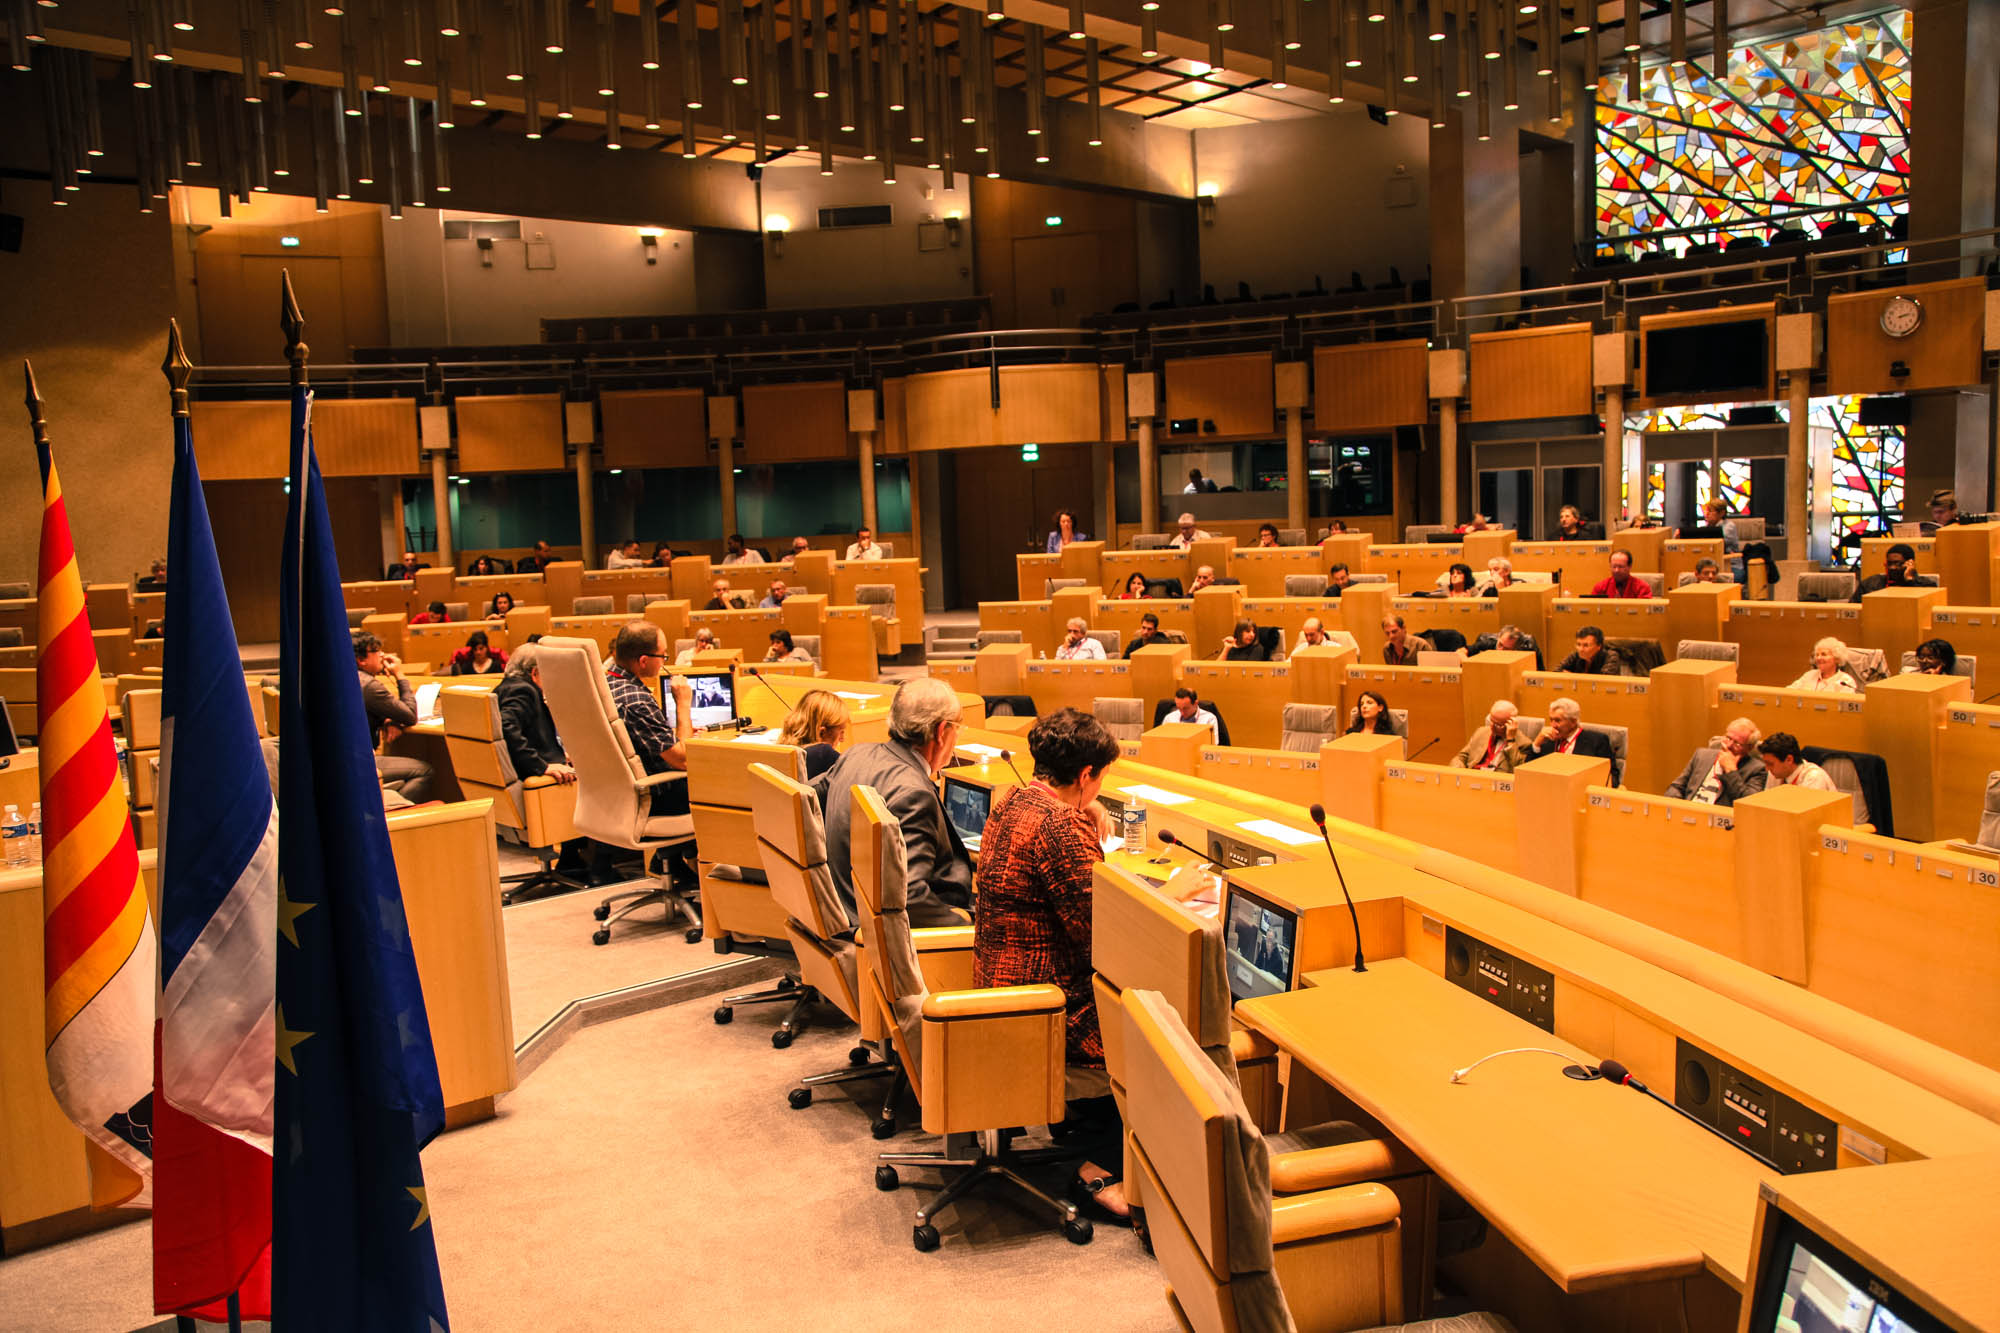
[685, 673, 737, 730]
[941, 775, 992, 854]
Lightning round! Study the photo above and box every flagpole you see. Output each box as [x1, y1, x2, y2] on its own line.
[163, 318, 192, 418]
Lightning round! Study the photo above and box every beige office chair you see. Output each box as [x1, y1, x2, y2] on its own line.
[440, 686, 581, 904]
[1284, 574, 1328, 596]
[626, 592, 675, 614]
[1515, 717, 1627, 787]
[1797, 571, 1857, 602]
[572, 594, 616, 616]
[1131, 533, 1173, 550]
[1403, 525, 1452, 543]
[443, 601, 470, 621]
[1045, 577, 1088, 596]
[1631, 571, 1665, 595]
[855, 583, 900, 654]
[0, 627, 24, 648]
[856, 784, 1091, 1250]
[533, 635, 701, 945]
[1121, 987, 1409, 1333]
[0, 582, 29, 599]
[1676, 639, 1739, 664]
[1093, 697, 1146, 741]
[1279, 703, 1340, 752]
[974, 628, 1023, 649]
[1277, 528, 1307, 546]
[1086, 629, 1120, 656]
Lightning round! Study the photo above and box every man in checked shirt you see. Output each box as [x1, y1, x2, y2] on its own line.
[605, 620, 699, 874]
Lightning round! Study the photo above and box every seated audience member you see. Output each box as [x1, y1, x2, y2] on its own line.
[1789, 636, 1860, 693]
[1188, 564, 1218, 593]
[605, 621, 696, 833]
[1757, 731, 1836, 791]
[845, 527, 885, 560]
[779, 689, 851, 779]
[1123, 612, 1169, 658]
[487, 590, 516, 620]
[650, 542, 673, 568]
[1481, 557, 1514, 595]
[1699, 498, 1742, 552]
[1439, 562, 1479, 597]
[1526, 696, 1614, 763]
[1589, 548, 1653, 598]
[1555, 505, 1589, 541]
[1380, 613, 1433, 665]
[1056, 616, 1107, 661]
[1452, 700, 1530, 772]
[447, 630, 507, 676]
[704, 578, 741, 610]
[1219, 619, 1270, 661]
[353, 632, 434, 803]
[411, 600, 450, 625]
[1906, 638, 1957, 676]
[1929, 488, 1961, 529]
[1326, 562, 1353, 597]
[1047, 509, 1087, 553]
[1691, 558, 1723, 583]
[467, 554, 500, 577]
[675, 627, 717, 665]
[971, 707, 1129, 1222]
[1664, 717, 1766, 806]
[1346, 690, 1396, 735]
[1493, 624, 1530, 653]
[1170, 512, 1210, 549]
[722, 533, 765, 566]
[1254, 522, 1281, 548]
[495, 645, 599, 876]
[1118, 572, 1151, 600]
[1168, 686, 1220, 741]
[606, 539, 646, 569]
[1184, 468, 1210, 494]
[1292, 617, 1337, 654]
[1851, 542, 1921, 601]
[1556, 625, 1626, 676]
[790, 536, 813, 558]
[386, 549, 428, 580]
[516, 539, 558, 575]
[765, 628, 814, 664]
[817, 677, 973, 926]
[759, 579, 790, 608]
[137, 557, 168, 589]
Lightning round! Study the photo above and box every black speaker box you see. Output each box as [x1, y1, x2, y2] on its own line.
[0, 213, 23, 254]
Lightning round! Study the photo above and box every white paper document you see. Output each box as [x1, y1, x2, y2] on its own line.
[957, 742, 1003, 758]
[1236, 818, 1319, 847]
[1118, 784, 1194, 806]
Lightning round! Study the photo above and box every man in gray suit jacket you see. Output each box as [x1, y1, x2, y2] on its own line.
[817, 677, 974, 927]
[1664, 717, 1768, 806]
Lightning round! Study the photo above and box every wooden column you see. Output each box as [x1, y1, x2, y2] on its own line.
[1130, 370, 1159, 535]
[574, 437, 595, 570]
[1276, 360, 1310, 535]
[1429, 349, 1466, 530]
[709, 395, 739, 540]
[1786, 371, 1811, 562]
[908, 452, 925, 582]
[1594, 331, 1633, 531]
[849, 388, 879, 535]
[429, 446, 454, 569]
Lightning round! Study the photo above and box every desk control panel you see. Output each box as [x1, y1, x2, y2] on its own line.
[1209, 832, 1271, 870]
[1444, 926, 1555, 1033]
[1675, 1039, 1838, 1174]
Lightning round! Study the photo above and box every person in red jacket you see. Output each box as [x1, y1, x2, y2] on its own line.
[1589, 549, 1653, 599]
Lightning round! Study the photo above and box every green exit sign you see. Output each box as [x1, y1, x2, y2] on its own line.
[1021, 443, 1040, 461]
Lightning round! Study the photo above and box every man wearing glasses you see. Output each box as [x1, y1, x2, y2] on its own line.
[607, 620, 696, 823]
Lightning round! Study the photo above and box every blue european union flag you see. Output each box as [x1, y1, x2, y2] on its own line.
[274, 376, 449, 1332]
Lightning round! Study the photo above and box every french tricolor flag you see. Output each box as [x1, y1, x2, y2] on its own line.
[153, 321, 276, 1321]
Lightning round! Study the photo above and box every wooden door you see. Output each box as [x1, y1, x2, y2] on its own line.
[202, 255, 349, 365]
[950, 443, 1099, 605]
[1011, 233, 1102, 329]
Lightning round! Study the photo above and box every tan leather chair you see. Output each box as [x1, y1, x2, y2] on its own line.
[440, 685, 581, 904]
[1280, 703, 1341, 753]
[1093, 697, 1146, 741]
[534, 635, 700, 945]
[856, 784, 1093, 1250]
[1122, 986, 1408, 1333]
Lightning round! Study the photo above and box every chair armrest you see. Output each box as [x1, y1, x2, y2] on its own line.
[633, 769, 686, 790]
[1270, 1182, 1400, 1246]
[522, 774, 561, 789]
[911, 925, 975, 952]
[1269, 1139, 1416, 1194]
[1229, 1023, 1278, 1064]
[911, 926, 976, 992]
[921, 983, 1065, 1020]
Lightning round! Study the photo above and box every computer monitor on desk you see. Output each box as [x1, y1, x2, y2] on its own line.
[685, 673, 737, 730]
[942, 775, 991, 855]
[1743, 1201, 1948, 1333]
[1223, 885, 1299, 1002]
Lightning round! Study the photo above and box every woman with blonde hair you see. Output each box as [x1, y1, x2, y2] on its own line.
[1789, 636, 1860, 693]
[780, 689, 852, 779]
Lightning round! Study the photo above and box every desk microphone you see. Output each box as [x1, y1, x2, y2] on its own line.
[997, 748, 1032, 788]
[1156, 828, 1223, 876]
[1596, 1059, 1784, 1171]
[1407, 736, 1440, 763]
[741, 665, 795, 717]
[1307, 803, 1366, 973]
[698, 714, 753, 733]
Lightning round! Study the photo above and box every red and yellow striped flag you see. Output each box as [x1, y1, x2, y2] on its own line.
[30, 364, 155, 1208]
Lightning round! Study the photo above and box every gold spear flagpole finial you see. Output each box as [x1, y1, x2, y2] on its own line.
[163, 319, 193, 418]
[280, 267, 309, 389]
[23, 359, 49, 451]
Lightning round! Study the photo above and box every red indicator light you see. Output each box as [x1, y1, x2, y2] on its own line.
[1738, 1126, 1751, 1136]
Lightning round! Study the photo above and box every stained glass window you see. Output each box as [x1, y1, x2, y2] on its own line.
[1595, 10, 1911, 255]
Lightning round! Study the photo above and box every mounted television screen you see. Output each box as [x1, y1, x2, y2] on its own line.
[1644, 319, 1769, 399]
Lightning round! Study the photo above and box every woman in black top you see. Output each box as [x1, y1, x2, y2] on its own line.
[1346, 690, 1396, 735]
[780, 689, 852, 780]
[1219, 619, 1271, 661]
[1442, 562, 1479, 597]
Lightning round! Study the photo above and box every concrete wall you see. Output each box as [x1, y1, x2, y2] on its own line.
[1192, 111, 1432, 297]
[757, 163, 978, 309]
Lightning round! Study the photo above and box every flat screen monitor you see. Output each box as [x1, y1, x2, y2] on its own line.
[1644, 318, 1770, 399]
[0, 699, 17, 761]
[684, 673, 737, 731]
[1744, 1207, 1949, 1333]
[1222, 885, 1299, 1003]
[941, 775, 991, 855]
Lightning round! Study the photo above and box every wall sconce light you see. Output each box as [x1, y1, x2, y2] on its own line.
[943, 209, 964, 246]
[1197, 181, 1219, 225]
[476, 235, 494, 267]
[763, 212, 790, 257]
[638, 226, 664, 264]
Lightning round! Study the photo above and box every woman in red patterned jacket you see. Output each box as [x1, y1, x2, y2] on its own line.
[971, 707, 1129, 1224]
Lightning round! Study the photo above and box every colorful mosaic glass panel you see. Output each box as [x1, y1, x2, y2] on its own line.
[1595, 11, 1911, 253]
[1812, 394, 1905, 537]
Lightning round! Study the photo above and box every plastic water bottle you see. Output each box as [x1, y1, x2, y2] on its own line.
[2, 806, 24, 869]
[1121, 799, 1147, 854]
[26, 802, 41, 867]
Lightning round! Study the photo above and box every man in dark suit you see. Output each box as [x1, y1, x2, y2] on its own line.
[1664, 717, 1768, 806]
[1527, 696, 1615, 766]
[1555, 625, 1627, 676]
[495, 644, 573, 785]
[816, 677, 973, 927]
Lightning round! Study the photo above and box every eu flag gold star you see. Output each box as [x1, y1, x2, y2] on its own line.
[276, 1004, 314, 1075]
[277, 881, 316, 948]
[408, 1185, 430, 1230]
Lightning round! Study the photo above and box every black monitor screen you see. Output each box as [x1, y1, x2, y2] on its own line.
[1744, 1209, 1949, 1333]
[1223, 886, 1299, 1003]
[685, 673, 737, 730]
[1645, 319, 1769, 399]
[941, 776, 991, 854]
[0, 699, 16, 761]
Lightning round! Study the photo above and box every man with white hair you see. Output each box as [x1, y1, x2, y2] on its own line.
[1526, 696, 1615, 767]
[1170, 512, 1211, 549]
[674, 627, 717, 665]
[1451, 700, 1531, 772]
[1482, 557, 1514, 595]
[1664, 717, 1767, 806]
[1054, 617, 1106, 660]
[816, 677, 973, 925]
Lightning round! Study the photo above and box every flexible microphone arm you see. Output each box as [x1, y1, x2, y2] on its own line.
[997, 748, 1032, 788]
[1155, 829, 1226, 893]
[741, 665, 795, 718]
[1407, 736, 1440, 762]
[1307, 803, 1366, 973]
[1597, 1060, 1784, 1171]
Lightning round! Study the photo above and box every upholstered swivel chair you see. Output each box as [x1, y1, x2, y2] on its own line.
[1284, 574, 1328, 597]
[1280, 703, 1341, 751]
[1093, 697, 1147, 741]
[1045, 577, 1089, 596]
[1515, 717, 1628, 788]
[533, 635, 700, 945]
[855, 785, 1094, 1251]
[1086, 629, 1121, 657]
[1676, 639, 1739, 664]
[439, 686, 581, 904]
[572, 594, 616, 616]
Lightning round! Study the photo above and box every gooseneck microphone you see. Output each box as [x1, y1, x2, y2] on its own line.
[1307, 803, 1366, 973]
[1597, 1059, 1783, 1170]
[741, 665, 794, 718]
[1407, 736, 1440, 762]
[1156, 829, 1226, 884]
[997, 748, 1032, 788]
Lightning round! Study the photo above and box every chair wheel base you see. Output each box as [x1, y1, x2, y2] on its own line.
[787, 1088, 812, 1110]
[592, 905, 610, 922]
[771, 1029, 794, 1049]
[1063, 1218, 1094, 1246]
[591, 928, 610, 946]
[776, 974, 797, 992]
[713, 1007, 733, 1024]
[684, 926, 704, 944]
[912, 1224, 940, 1252]
[875, 1166, 899, 1192]
[871, 1116, 896, 1140]
[848, 1045, 872, 1067]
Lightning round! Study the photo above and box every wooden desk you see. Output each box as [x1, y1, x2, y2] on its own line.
[1724, 602, 1863, 687]
[1022, 658, 1134, 716]
[1365, 543, 1459, 590]
[1548, 598, 1671, 664]
[1612, 526, 1671, 573]
[1393, 595, 1501, 647]
[1016, 552, 1062, 601]
[1179, 660, 1313, 750]
[1933, 521, 2000, 608]
[1344, 663, 1466, 758]
[979, 601, 1059, 659]
[1712, 685, 1869, 755]
[1100, 549, 1193, 596]
[1094, 597, 1197, 646]
[1510, 542, 1612, 595]
[1518, 671, 1659, 791]
[1229, 546, 1327, 598]
[833, 558, 925, 627]
[1663, 538, 1724, 588]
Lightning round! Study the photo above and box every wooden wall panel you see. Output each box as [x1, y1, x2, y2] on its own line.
[741, 381, 851, 462]
[1312, 339, 1431, 431]
[190, 400, 289, 480]
[454, 394, 566, 473]
[1636, 304, 1776, 408]
[314, 398, 422, 476]
[995, 364, 1103, 445]
[186, 196, 387, 365]
[1164, 352, 1274, 437]
[1467, 323, 1594, 422]
[1825, 277, 1987, 394]
[906, 368, 999, 451]
[209, 476, 384, 641]
[1100, 365, 1130, 439]
[599, 388, 708, 469]
[879, 378, 908, 455]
